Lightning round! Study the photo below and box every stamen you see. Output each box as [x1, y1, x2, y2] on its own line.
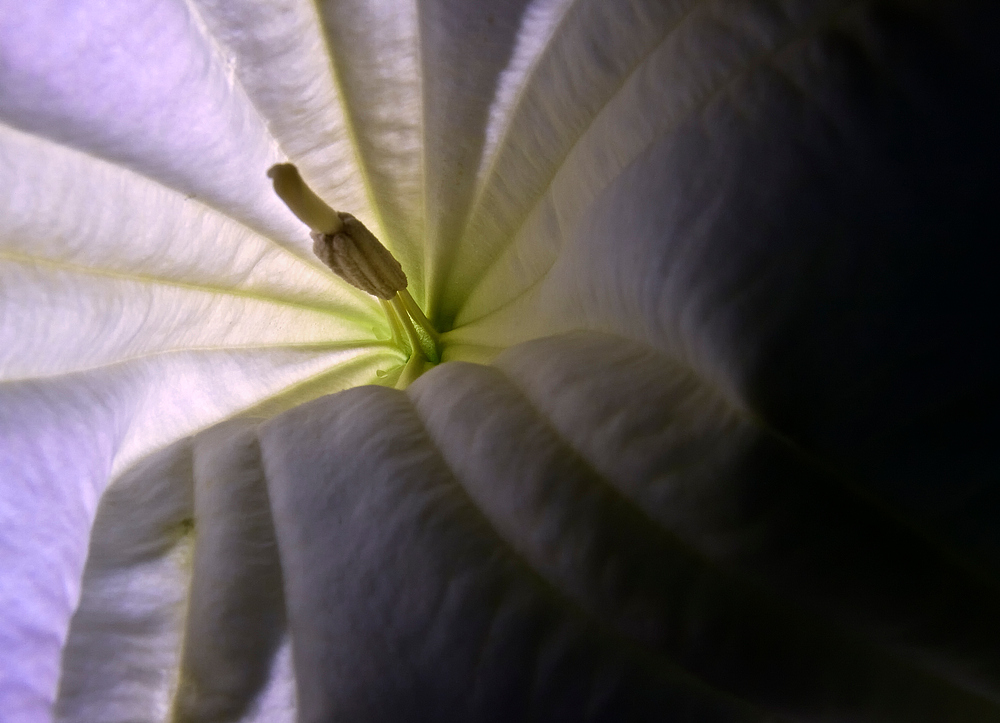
[267, 162, 442, 380]
[397, 289, 440, 345]
[310, 216, 406, 300]
[395, 349, 429, 390]
[379, 298, 405, 349]
[391, 296, 426, 359]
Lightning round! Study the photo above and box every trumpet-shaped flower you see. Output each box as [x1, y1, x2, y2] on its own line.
[2, 0, 1000, 721]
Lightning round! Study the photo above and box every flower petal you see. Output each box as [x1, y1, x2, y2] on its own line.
[0, 120, 402, 722]
[440, 0, 707, 321]
[0, 343, 399, 719]
[58, 331, 1000, 720]
[312, 0, 427, 289]
[0, 0, 302, 249]
[259, 378, 755, 722]
[56, 426, 296, 723]
[185, 0, 376, 238]
[416, 0, 576, 308]
[445, 4, 1000, 573]
[309, 0, 580, 304]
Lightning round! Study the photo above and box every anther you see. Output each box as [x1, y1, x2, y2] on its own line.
[311, 215, 407, 300]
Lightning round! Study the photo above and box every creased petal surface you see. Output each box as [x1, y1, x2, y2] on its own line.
[2, 0, 1000, 720]
[57, 332, 1000, 721]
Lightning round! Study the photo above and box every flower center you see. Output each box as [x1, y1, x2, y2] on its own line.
[268, 163, 439, 386]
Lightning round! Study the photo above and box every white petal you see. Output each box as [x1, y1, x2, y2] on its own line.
[0, 378, 122, 723]
[441, 0, 710, 319]
[313, 0, 426, 291]
[57, 423, 297, 723]
[58, 328, 1000, 720]
[0, 343, 397, 719]
[416, 0, 575, 311]
[0, 6, 414, 713]
[176, 422, 292, 722]
[186, 0, 376, 236]
[6, 1, 1000, 720]
[259, 381, 747, 721]
[0, 125, 334, 295]
[0, 116, 406, 482]
[308, 0, 578, 305]
[444, 0, 1000, 483]
[54, 439, 196, 723]
[0, 0, 305, 249]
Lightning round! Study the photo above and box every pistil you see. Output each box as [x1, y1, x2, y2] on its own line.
[267, 163, 440, 384]
[266, 164, 344, 235]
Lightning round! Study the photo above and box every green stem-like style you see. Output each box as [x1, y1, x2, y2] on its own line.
[391, 295, 426, 360]
[398, 289, 440, 345]
[379, 298, 406, 349]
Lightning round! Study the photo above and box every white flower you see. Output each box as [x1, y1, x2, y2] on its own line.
[2, 1, 999, 721]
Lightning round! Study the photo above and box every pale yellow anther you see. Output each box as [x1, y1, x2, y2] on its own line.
[311, 215, 407, 300]
[267, 163, 344, 235]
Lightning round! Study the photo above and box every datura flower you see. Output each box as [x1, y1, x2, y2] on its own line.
[2, 1, 1000, 722]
